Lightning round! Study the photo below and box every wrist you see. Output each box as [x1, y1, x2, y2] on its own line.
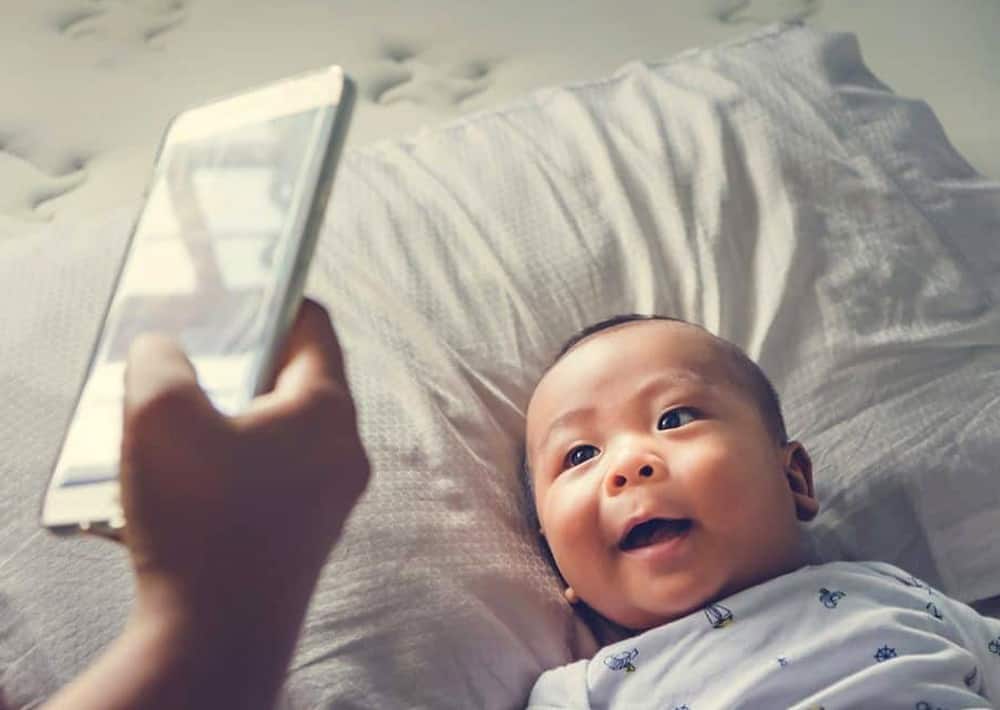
[125, 573, 315, 710]
[118, 614, 293, 710]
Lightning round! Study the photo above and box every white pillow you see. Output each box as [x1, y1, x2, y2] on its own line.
[2, 21, 998, 709]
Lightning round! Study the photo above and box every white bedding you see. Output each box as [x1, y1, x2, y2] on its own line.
[2, 5, 1000, 710]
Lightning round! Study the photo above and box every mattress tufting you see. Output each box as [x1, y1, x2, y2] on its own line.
[2, 1, 998, 239]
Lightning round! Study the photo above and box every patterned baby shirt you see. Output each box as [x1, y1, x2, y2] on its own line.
[528, 561, 1000, 709]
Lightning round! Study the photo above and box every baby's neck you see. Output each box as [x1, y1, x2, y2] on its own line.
[713, 532, 819, 606]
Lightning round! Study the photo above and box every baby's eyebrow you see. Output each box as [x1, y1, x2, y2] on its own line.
[536, 371, 708, 455]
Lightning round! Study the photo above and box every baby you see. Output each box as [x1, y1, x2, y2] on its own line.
[522, 314, 1000, 709]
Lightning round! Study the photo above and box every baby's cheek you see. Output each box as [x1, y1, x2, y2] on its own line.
[544, 481, 597, 544]
[681, 439, 755, 523]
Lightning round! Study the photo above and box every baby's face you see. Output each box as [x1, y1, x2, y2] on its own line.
[525, 320, 818, 630]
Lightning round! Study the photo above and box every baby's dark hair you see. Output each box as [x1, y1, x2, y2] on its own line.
[520, 313, 788, 544]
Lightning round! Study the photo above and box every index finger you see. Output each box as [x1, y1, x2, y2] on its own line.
[240, 298, 349, 416]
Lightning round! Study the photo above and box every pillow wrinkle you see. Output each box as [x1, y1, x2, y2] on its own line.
[2, 23, 998, 710]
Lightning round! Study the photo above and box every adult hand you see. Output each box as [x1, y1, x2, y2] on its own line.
[44, 298, 370, 710]
[118, 297, 370, 626]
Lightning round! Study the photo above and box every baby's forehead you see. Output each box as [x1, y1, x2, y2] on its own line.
[527, 322, 733, 423]
[537, 363, 720, 413]
[542, 321, 727, 385]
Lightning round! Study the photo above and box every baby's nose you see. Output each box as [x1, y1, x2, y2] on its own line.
[609, 461, 658, 488]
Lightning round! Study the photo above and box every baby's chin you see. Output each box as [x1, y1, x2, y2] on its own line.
[604, 568, 745, 631]
[615, 558, 812, 630]
[599, 587, 719, 632]
[622, 599, 710, 632]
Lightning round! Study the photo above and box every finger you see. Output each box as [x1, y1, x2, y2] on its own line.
[230, 298, 355, 454]
[123, 332, 205, 416]
[119, 333, 228, 532]
[237, 298, 350, 419]
[285, 297, 346, 378]
[81, 525, 125, 545]
[119, 332, 219, 537]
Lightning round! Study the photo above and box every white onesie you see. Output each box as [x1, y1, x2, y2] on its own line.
[528, 561, 1000, 709]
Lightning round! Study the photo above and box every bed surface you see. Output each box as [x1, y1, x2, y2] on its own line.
[2, 1, 999, 240]
[2, 7, 1000, 707]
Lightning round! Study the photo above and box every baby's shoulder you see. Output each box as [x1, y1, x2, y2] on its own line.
[799, 559, 940, 591]
[770, 559, 977, 628]
[528, 658, 590, 708]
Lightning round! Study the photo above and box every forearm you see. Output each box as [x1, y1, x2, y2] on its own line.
[42, 580, 313, 710]
[43, 614, 207, 710]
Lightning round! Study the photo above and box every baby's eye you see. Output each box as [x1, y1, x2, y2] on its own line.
[658, 407, 698, 430]
[564, 444, 599, 469]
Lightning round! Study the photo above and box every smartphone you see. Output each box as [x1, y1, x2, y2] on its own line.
[40, 65, 355, 538]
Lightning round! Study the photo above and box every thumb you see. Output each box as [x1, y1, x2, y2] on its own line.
[123, 332, 214, 421]
[119, 331, 228, 517]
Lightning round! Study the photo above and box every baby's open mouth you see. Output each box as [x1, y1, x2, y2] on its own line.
[619, 518, 692, 551]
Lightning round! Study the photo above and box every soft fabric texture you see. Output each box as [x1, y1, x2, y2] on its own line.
[5, 2, 1000, 240]
[529, 560, 1000, 709]
[1, 22, 999, 709]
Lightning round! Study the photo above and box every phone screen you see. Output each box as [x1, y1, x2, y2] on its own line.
[53, 107, 324, 489]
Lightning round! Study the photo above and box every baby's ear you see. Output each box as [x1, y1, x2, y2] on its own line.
[783, 441, 819, 521]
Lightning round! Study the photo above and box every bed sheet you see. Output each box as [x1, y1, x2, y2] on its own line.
[2, 14, 1000, 708]
[1, 1, 999, 240]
